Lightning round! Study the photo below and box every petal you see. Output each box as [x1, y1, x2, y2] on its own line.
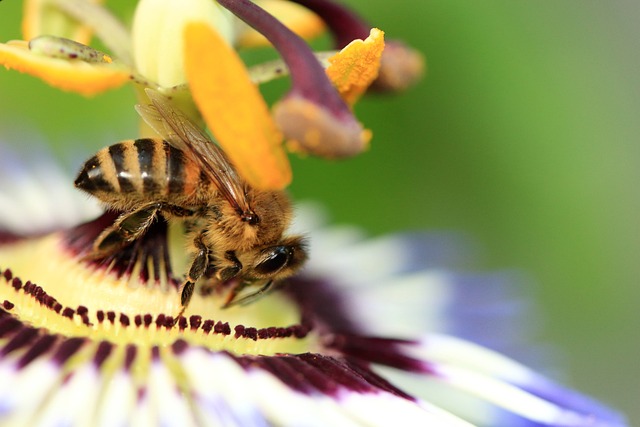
[183, 22, 292, 190]
[187, 350, 474, 426]
[0, 320, 471, 427]
[22, 0, 104, 44]
[0, 144, 101, 234]
[236, 0, 326, 48]
[374, 336, 629, 427]
[291, 220, 545, 364]
[0, 40, 130, 96]
[132, 0, 235, 87]
[326, 28, 385, 105]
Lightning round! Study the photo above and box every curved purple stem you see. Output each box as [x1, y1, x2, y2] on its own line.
[217, 0, 352, 121]
[287, 0, 371, 47]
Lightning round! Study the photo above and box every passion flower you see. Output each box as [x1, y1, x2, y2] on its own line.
[0, 149, 627, 426]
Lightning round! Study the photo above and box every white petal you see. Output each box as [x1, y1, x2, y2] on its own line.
[177, 347, 475, 427]
[0, 145, 101, 234]
[374, 336, 627, 427]
[95, 370, 137, 427]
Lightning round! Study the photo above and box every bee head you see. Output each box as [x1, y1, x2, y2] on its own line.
[249, 235, 307, 280]
[219, 236, 307, 308]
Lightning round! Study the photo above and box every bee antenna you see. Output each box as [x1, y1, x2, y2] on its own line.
[222, 280, 274, 309]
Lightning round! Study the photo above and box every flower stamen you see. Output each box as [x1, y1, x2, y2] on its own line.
[29, 35, 112, 63]
[46, 0, 133, 65]
[0, 39, 130, 96]
[183, 22, 291, 190]
[289, 0, 425, 92]
[217, 0, 370, 159]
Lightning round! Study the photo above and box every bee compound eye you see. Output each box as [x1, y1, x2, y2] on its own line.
[254, 246, 291, 275]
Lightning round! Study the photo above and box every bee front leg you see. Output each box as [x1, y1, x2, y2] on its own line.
[217, 251, 243, 281]
[92, 202, 163, 257]
[176, 233, 209, 320]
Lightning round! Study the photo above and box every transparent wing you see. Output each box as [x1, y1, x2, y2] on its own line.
[136, 89, 252, 216]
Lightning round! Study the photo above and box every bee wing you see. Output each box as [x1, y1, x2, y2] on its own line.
[136, 89, 252, 215]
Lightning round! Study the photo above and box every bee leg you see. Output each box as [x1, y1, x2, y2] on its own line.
[161, 204, 196, 218]
[176, 233, 209, 320]
[216, 251, 242, 282]
[92, 202, 163, 257]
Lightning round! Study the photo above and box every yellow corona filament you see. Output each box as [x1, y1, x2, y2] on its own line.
[22, 0, 104, 44]
[184, 22, 291, 190]
[0, 40, 129, 96]
[236, 0, 326, 48]
[326, 28, 385, 106]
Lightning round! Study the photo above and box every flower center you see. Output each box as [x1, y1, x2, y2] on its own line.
[0, 214, 315, 356]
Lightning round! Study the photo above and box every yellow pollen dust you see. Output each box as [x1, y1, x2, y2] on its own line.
[326, 28, 385, 106]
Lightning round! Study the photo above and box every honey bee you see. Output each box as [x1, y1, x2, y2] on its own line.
[74, 89, 307, 316]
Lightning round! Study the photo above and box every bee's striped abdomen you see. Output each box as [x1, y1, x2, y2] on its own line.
[108, 142, 137, 193]
[134, 138, 162, 194]
[75, 139, 201, 202]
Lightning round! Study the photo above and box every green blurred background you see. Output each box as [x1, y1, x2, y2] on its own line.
[1, 0, 638, 423]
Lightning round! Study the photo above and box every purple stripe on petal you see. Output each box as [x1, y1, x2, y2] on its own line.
[297, 353, 376, 395]
[1, 327, 38, 356]
[0, 231, 22, 244]
[0, 315, 22, 338]
[94, 341, 114, 368]
[297, 353, 415, 400]
[52, 337, 86, 366]
[327, 334, 428, 374]
[16, 334, 58, 368]
[234, 353, 415, 401]
[338, 358, 416, 401]
[151, 346, 160, 360]
[245, 354, 317, 394]
[285, 277, 362, 333]
[124, 344, 137, 371]
[172, 339, 188, 355]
